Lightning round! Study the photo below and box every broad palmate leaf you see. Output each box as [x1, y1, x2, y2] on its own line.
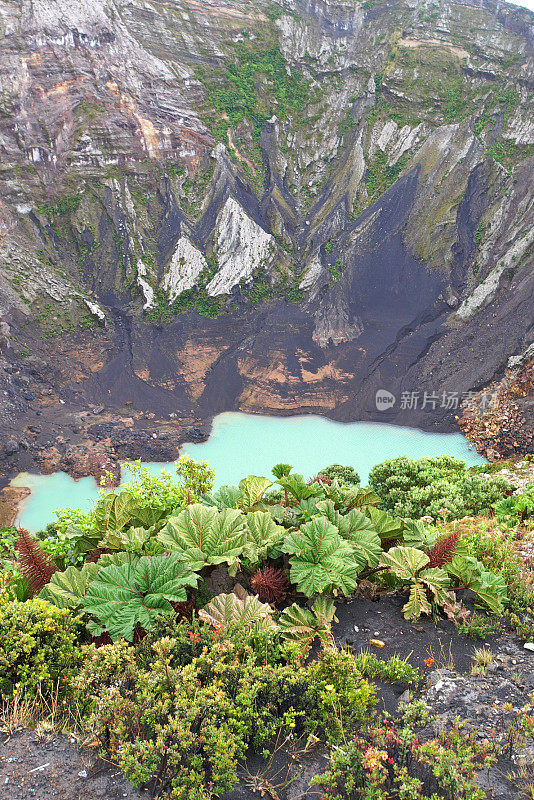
[279, 474, 320, 502]
[239, 475, 273, 508]
[447, 555, 507, 614]
[103, 526, 153, 552]
[202, 485, 243, 510]
[244, 511, 286, 564]
[199, 584, 277, 632]
[379, 546, 429, 581]
[342, 486, 381, 511]
[39, 563, 100, 610]
[403, 582, 431, 620]
[316, 502, 382, 571]
[82, 555, 198, 642]
[402, 519, 439, 550]
[97, 552, 140, 569]
[278, 596, 338, 653]
[158, 504, 248, 571]
[367, 508, 404, 541]
[469, 571, 507, 615]
[420, 567, 451, 606]
[337, 508, 377, 539]
[402, 567, 451, 621]
[94, 491, 136, 534]
[64, 524, 100, 560]
[282, 516, 359, 597]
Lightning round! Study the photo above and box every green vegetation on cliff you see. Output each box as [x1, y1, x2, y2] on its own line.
[197, 40, 309, 140]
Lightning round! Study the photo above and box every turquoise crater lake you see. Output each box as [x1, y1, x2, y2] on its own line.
[11, 412, 486, 532]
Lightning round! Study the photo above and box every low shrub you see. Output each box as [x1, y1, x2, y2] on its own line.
[494, 483, 534, 524]
[313, 719, 489, 799]
[319, 464, 361, 486]
[461, 520, 533, 613]
[0, 598, 82, 698]
[74, 635, 377, 799]
[368, 456, 510, 520]
[307, 646, 377, 744]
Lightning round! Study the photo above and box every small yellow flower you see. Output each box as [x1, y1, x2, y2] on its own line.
[288, 721, 296, 728]
[325, 684, 335, 691]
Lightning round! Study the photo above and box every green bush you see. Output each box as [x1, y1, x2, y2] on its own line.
[368, 456, 510, 520]
[462, 520, 534, 616]
[494, 483, 534, 524]
[74, 634, 376, 799]
[306, 647, 377, 744]
[313, 719, 488, 799]
[0, 598, 82, 698]
[319, 464, 361, 486]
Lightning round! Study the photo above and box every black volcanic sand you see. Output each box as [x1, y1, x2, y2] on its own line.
[0, 730, 146, 800]
[1, 596, 530, 800]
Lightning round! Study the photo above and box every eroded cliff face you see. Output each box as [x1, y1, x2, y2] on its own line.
[0, 0, 533, 473]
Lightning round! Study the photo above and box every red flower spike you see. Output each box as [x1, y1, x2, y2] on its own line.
[251, 566, 289, 604]
[308, 474, 332, 486]
[427, 530, 461, 569]
[16, 528, 57, 596]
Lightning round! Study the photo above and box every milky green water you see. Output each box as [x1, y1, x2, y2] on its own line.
[11, 412, 486, 532]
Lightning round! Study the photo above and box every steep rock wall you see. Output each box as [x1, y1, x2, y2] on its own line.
[0, 0, 532, 468]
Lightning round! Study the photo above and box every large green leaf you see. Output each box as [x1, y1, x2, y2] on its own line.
[320, 480, 346, 507]
[447, 556, 507, 614]
[158, 504, 247, 571]
[343, 487, 381, 511]
[296, 497, 322, 520]
[271, 463, 293, 479]
[94, 491, 135, 534]
[367, 508, 404, 541]
[202, 485, 243, 510]
[279, 474, 320, 502]
[244, 511, 286, 564]
[313, 500, 341, 526]
[350, 531, 383, 571]
[337, 508, 377, 538]
[130, 505, 165, 530]
[309, 501, 382, 570]
[238, 476, 273, 508]
[420, 567, 451, 606]
[469, 572, 507, 615]
[198, 584, 277, 632]
[118, 526, 153, 552]
[312, 595, 338, 628]
[282, 516, 359, 597]
[403, 582, 431, 620]
[446, 555, 482, 586]
[402, 519, 438, 550]
[379, 546, 429, 581]
[278, 596, 338, 653]
[267, 504, 287, 524]
[97, 552, 140, 569]
[65, 524, 100, 560]
[102, 525, 154, 552]
[39, 563, 100, 609]
[68, 492, 144, 559]
[82, 555, 198, 642]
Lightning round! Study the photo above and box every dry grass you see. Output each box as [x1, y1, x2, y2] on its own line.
[425, 641, 455, 672]
[0, 683, 84, 739]
[471, 646, 494, 675]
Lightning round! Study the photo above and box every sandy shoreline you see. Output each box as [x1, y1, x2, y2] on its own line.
[0, 485, 30, 528]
